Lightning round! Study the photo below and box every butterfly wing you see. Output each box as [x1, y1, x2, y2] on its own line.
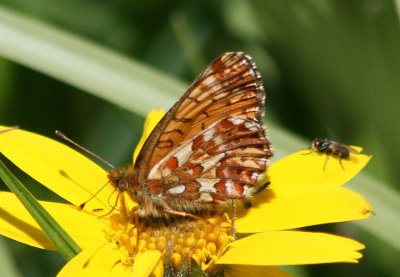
[135, 52, 272, 205]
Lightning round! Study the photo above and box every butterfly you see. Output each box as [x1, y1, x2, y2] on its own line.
[306, 138, 359, 170]
[108, 52, 272, 219]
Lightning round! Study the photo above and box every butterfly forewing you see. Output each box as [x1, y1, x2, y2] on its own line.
[134, 52, 271, 212]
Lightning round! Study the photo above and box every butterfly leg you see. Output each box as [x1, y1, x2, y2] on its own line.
[230, 200, 238, 238]
[164, 210, 229, 229]
[131, 207, 141, 258]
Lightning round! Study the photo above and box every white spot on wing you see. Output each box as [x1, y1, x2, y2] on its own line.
[228, 117, 244, 125]
[231, 147, 266, 155]
[198, 192, 213, 202]
[225, 180, 235, 195]
[197, 178, 218, 193]
[202, 129, 215, 144]
[244, 121, 259, 131]
[257, 172, 265, 183]
[161, 167, 172, 177]
[243, 185, 250, 196]
[149, 164, 162, 179]
[203, 76, 217, 87]
[202, 153, 225, 172]
[175, 142, 194, 167]
[167, 185, 186, 195]
[241, 159, 261, 168]
[251, 171, 259, 180]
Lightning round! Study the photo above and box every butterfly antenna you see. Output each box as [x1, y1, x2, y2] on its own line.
[79, 179, 112, 210]
[55, 130, 116, 169]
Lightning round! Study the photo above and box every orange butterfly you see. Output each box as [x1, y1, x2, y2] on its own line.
[108, 52, 272, 219]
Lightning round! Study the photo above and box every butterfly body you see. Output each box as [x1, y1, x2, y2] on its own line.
[109, 52, 272, 218]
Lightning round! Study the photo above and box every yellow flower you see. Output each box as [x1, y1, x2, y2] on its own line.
[0, 111, 372, 277]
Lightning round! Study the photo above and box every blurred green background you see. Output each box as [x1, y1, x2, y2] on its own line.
[0, 1, 399, 276]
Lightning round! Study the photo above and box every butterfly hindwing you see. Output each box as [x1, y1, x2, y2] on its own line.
[157, 117, 270, 203]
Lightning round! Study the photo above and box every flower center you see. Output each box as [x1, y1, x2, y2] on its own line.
[103, 207, 234, 273]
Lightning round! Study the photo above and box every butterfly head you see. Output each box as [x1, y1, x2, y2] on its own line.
[107, 166, 140, 192]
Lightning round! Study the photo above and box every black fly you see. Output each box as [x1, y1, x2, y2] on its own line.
[305, 138, 359, 170]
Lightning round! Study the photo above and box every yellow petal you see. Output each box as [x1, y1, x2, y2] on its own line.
[236, 184, 372, 233]
[267, 149, 371, 187]
[225, 265, 293, 277]
[109, 263, 134, 276]
[0, 125, 112, 211]
[57, 243, 130, 277]
[133, 109, 165, 164]
[151, 258, 165, 277]
[132, 250, 163, 277]
[217, 231, 364, 265]
[0, 191, 105, 250]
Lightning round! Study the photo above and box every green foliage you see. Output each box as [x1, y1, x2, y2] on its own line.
[0, 160, 81, 261]
[0, 1, 399, 276]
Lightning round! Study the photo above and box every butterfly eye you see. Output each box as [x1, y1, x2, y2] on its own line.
[118, 178, 130, 191]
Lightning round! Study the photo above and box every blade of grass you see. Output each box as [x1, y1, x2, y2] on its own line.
[170, 12, 207, 76]
[0, 5, 183, 117]
[0, 237, 21, 277]
[0, 159, 81, 261]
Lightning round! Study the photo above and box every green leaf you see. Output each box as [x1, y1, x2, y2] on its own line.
[0, 237, 21, 277]
[0, 4, 184, 117]
[0, 159, 81, 261]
